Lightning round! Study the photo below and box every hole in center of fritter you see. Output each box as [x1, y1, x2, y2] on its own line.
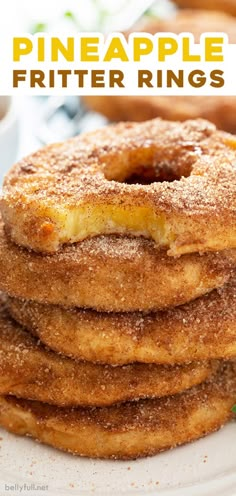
[122, 164, 185, 184]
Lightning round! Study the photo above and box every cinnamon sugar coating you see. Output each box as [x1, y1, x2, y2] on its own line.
[0, 297, 215, 406]
[8, 279, 236, 365]
[2, 118, 236, 255]
[0, 221, 235, 311]
[0, 362, 235, 459]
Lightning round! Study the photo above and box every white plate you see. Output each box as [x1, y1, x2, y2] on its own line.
[0, 422, 236, 496]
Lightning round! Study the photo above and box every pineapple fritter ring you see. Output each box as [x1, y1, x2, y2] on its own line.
[0, 300, 215, 407]
[174, 1, 236, 17]
[0, 362, 235, 459]
[0, 222, 236, 311]
[8, 280, 236, 365]
[83, 10, 236, 132]
[2, 118, 236, 255]
[83, 94, 236, 135]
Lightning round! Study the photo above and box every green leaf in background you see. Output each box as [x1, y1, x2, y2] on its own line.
[91, 0, 109, 30]
[63, 10, 83, 30]
[232, 405, 236, 413]
[64, 11, 77, 22]
[144, 9, 160, 18]
[31, 22, 47, 34]
[30, 1, 161, 35]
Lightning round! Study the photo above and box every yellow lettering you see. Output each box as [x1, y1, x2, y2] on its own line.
[133, 37, 153, 61]
[205, 37, 224, 61]
[80, 37, 99, 62]
[104, 37, 128, 62]
[51, 37, 74, 62]
[182, 38, 200, 62]
[158, 37, 178, 61]
[13, 37, 33, 61]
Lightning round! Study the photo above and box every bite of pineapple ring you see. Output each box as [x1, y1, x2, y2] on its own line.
[1, 117, 236, 254]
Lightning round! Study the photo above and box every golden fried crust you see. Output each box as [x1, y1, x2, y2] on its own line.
[83, 11, 236, 132]
[0, 222, 236, 312]
[0, 299, 215, 407]
[2, 119, 236, 255]
[8, 280, 236, 365]
[83, 96, 236, 134]
[174, 1, 236, 17]
[0, 362, 235, 459]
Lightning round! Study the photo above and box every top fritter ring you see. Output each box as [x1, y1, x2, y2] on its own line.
[1, 118, 236, 255]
